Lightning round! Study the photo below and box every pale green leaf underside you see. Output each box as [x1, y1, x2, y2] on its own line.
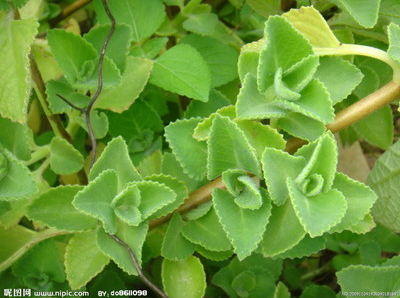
[0, 13, 38, 123]
[162, 256, 206, 298]
[65, 231, 110, 290]
[150, 44, 211, 102]
[49, 137, 84, 175]
[28, 186, 96, 232]
[368, 140, 400, 232]
[213, 189, 272, 260]
[333, 0, 380, 28]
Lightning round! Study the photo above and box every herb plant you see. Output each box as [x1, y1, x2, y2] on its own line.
[1, 0, 400, 297]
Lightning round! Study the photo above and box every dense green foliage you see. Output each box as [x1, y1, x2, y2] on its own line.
[1, 0, 400, 297]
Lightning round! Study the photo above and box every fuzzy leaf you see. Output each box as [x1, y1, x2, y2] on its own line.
[315, 57, 363, 104]
[84, 24, 131, 72]
[94, 57, 153, 112]
[46, 79, 89, 114]
[77, 110, 109, 139]
[111, 184, 141, 226]
[262, 148, 306, 206]
[288, 178, 347, 237]
[145, 174, 188, 220]
[0, 117, 31, 160]
[162, 256, 206, 298]
[161, 213, 196, 261]
[257, 16, 313, 93]
[207, 115, 261, 179]
[278, 112, 327, 141]
[89, 137, 142, 191]
[283, 6, 340, 48]
[368, 140, 400, 232]
[28, 186, 96, 232]
[94, 0, 166, 42]
[180, 34, 239, 87]
[182, 208, 231, 252]
[332, 0, 380, 28]
[164, 118, 208, 180]
[330, 173, 377, 233]
[245, 0, 281, 18]
[236, 74, 287, 120]
[0, 13, 38, 123]
[238, 40, 263, 82]
[150, 44, 211, 102]
[184, 89, 230, 119]
[49, 137, 84, 175]
[274, 235, 326, 259]
[337, 265, 400, 295]
[213, 189, 272, 260]
[96, 221, 148, 275]
[261, 200, 306, 257]
[388, 23, 400, 63]
[47, 29, 97, 86]
[0, 149, 37, 200]
[65, 231, 110, 290]
[73, 170, 118, 234]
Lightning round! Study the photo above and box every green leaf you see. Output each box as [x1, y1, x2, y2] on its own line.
[110, 184, 141, 226]
[77, 110, 109, 139]
[315, 57, 364, 104]
[162, 256, 206, 298]
[84, 24, 131, 72]
[180, 34, 239, 87]
[94, 57, 153, 112]
[0, 13, 38, 123]
[182, 12, 218, 36]
[213, 189, 272, 260]
[353, 106, 393, 150]
[195, 246, 233, 261]
[164, 118, 208, 180]
[337, 265, 400, 295]
[94, 0, 166, 42]
[232, 270, 257, 297]
[145, 174, 188, 220]
[13, 239, 66, 285]
[245, 0, 281, 18]
[368, 140, 400, 232]
[184, 89, 230, 119]
[283, 6, 340, 48]
[96, 221, 148, 275]
[182, 208, 231, 252]
[236, 74, 287, 120]
[73, 170, 118, 234]
[236, 120, 286, 159]
[278, 112, 327, 141]
[274, 282, 291, 298]
[0, 149, 37, 200]
[65, 231, 110, 290]
[261, 200, 306, 257]
[89, 136, 142, 191]
[332, 0, 380, 28]
[0, 116, 31, 161]
[161, 213, 196, 260]
[288, 178, 347, 237]
[49, 137, 84, 175]
[108, 98, 163, 140]
[330, 173, 377, 233]
[0, 198, 30, 229]
[47, 29, 97, 86]
[274, 235, 326, 259]
[28, 186, 97, 232]
[207, 115, 261, 179]
[46, 79, 89, 114]
[238, 40, 263, 82]
[150, 44, 211, 102]
[299, 285, 336, 298]
[262, 148, 306, 206]
[135, 181, 177, 220]
[257, 16, 313, 93]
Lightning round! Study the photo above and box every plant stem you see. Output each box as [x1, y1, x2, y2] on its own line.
[314, 44, 400, 83]
[22, 146, 50, 166]
[286, 80, 400, 153]
[149, 177, 226, 230]
[49, 0, 92, 26]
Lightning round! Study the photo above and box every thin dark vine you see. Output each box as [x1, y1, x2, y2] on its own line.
[55, 1, 168, 297]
